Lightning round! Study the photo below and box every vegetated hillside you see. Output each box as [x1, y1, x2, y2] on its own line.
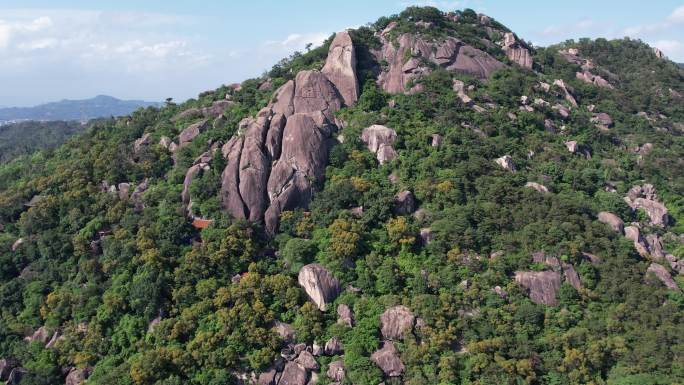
[0, 95, 160, 123]
[1, 6, 684, 385]
[0, 120, 88, 163]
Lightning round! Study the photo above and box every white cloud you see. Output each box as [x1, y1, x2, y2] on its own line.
[668, 5, 684, 23]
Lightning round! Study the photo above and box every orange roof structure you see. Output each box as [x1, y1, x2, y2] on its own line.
[192, 218, 214, 229]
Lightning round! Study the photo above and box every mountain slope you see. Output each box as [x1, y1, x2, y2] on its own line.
[0, 7, 683, 385]
[0, 95, 160, 123]
[0, 120, 88, 163]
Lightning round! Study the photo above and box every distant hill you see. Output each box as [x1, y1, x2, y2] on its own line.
[679, 62, 684, 68]
[0, 95, 160, 124]
[0, 120, 87, 162]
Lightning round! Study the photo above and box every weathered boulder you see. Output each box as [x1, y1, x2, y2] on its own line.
[337, 304, 354, 327]
[159, 136, 173, 149]
[565, 140, 579, 154]
[324, 337, 343, 356]
[11, 238, 23, 252]
[431, 134, 443, 147]
[501, 32, 532, 68]
[293, 70, 342, 122]
[0, 358, 18, 381]
[420, 228, 434, 245]
[220, 136, 248, 220]
[295, 351, 319, 371]
[371, 341, 404, 377]
[393, 191, 416, 215]
[624, 226, 650, 257]
[647, 263, 680, 291]
[361, 125, 397, 165]
[553, 79, 578, 107]
[646, 234, 665, 258]
[598, 212, 624, 234]
[182, 163, 210, 205]
[576, 71, 613, 88]
[25, 326, 51, 344]
[65, 368, 90, 385]
[624, 184, 669, 226]
[278, 362, 308, 385]
[327, 360, 345, 382]
[322, 31, 358, 107]
[525, 182, 549, 194]
[273, 321, 296, 343]
[239, 116, 271, 222]
[452, 79, 473, 105]
[553, 104, 570, 119]
[495, 155, 516, 172]
[6, 367, 27, 385]
[179, 119, 209, 147]
[298, 264, 341, 311]
[134, 133, 151, 152]
[514, 271, 562, 305]
[380, 305, 415, 340]
[591, 112, 613, 128]
[562, 263, 582, 290]
[258, 369, 277, 385]
[374, 33, 504, 94]
[147, 316, 161, 333]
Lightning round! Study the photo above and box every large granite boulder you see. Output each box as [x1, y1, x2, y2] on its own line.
[324, 337, 343, 356]
[298, 264, 341, 311]
[361, 125, 397, 165]
[374, 33, 504, 94]
[525, 182, 549, 194]
[322, 31, 358, 107]
[380, 305, 415, 340]
[553, 79, 578, 107]
[501, 32, 532, 68]
[371, 341, 404, 377]
[514, 271, 562, 305]
[337, 304, 354, 327]
[393, 191, 416, 215]
[647, 263, 680, 291]
[598, 212, 624, 234]
[65, 368, 90, 385]
[273, 321, 296, 343]
[179, 119, 209, 147]
[295, 351, 319, 371]
[591, 112, 614, 128]
[182, 163, 210, 205]
[624, 226, 650, 257]
[278, 362, 307, 385]
[0, 358, 18, 381]
[293, 71, 342, 122]
[25, 326, 51, 344]
[133, 133, 151, 153]
[6, 368, 27, 385]
[624, 184, 669, 226]
[327, 360, 345, 382]
[495, 155, 516, 172]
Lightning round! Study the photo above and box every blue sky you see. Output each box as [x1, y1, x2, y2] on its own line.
[0, 0, 682, 106]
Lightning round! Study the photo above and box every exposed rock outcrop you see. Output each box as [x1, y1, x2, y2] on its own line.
[298, 264, 341, 311]
[525, 182, 549, 194]
[591, 112, 613, 128]
[514, 271, 562, 305]
[324, 337, 343, 356]
[65, 368, 90, 385]
[278, 362, 308, 385]
[337, 304, 354, 327]
[495, 155, 516, 172]
[374, 33, 504, 94]
[625, 226, 650, 257]
[327, 360, 345, 382]
[647, 263, 680, 291]
[321, 31, 358, 107]
[371, 341, 404, 377]
[179, 119, 209, 147]
[576, 71, 613, 88]
[393, 190, 416, 215]
[452, 80, 473, 105]
[380, 305, 415, 340]
[0, 358, 18, 381]
[553, 79, 578, 107]
[598, 212, 624, 234]
[624, 184, 669, 226]
[361, 125, 398, 165]
[501, 32, 532, 68]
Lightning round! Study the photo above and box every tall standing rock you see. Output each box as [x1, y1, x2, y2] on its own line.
[322, 31, 359, 107]
[298, 264, 341, 311]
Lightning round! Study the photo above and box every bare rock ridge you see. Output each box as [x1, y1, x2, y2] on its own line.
[219, 31, 358, 234]
[374, 24, 505, 93]
[501, 32, 532, 68]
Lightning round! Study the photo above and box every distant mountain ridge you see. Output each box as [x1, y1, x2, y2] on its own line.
[0, 95, 160, 123]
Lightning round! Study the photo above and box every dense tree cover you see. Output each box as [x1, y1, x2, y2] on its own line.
[0, 120, 87, 163]
[0, 7, 683, 385]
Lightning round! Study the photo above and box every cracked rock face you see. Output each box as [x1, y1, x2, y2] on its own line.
[374, 33, 504, 94]
[514, 270, 562, 305]
[297, 264, 341, 311]
[598, 212, 624, 234]
[647, 263, 680, 291]
[380, 305, 415, 340]
[361, 124, 398, 165]
[219, 31, 358, 235]
[501, 32, 532, 68]
[371, 341, 404, 377]
[322, 31, 358, 107]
